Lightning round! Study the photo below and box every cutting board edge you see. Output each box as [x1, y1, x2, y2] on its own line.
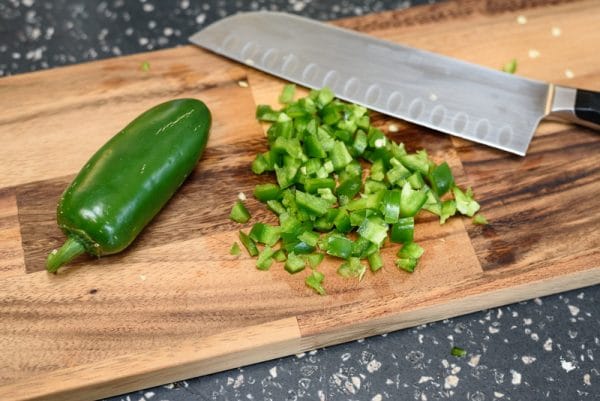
[1, 316, 303, 401]
[3, 267, 598, 401]
[299, 266, 600, 347]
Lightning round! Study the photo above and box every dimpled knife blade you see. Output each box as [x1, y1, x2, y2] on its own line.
[190, 12, 560, 156]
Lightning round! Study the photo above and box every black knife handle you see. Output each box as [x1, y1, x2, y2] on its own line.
[575, 89, 600, 126]
[549, 86, 600, 131]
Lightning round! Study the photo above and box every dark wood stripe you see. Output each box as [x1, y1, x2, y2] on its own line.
[334, 0, 579, 33]
[334, 0, 478, 32]
[459, 128, 599, 167]
[458, 124, 600, 271]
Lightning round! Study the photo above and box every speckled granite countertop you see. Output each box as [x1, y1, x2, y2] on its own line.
[1, 1, 599, 400]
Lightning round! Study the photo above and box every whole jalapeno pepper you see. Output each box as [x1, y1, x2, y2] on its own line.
[46, 98, 211, 272]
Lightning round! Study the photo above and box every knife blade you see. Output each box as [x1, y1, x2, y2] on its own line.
[189, 12, 600, 156]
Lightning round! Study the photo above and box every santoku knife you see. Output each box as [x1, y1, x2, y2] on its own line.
[189, 12, 600, 156]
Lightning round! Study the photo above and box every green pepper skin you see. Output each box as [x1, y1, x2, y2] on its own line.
[47, 99, 211, 272]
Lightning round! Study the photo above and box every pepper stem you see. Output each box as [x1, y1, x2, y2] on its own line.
[46, 236, 86, 273]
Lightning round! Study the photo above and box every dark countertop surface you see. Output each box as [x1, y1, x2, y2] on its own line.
[1, 1, 599, 400]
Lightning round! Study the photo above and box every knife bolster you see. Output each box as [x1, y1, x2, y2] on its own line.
[548, 85, 600, 130]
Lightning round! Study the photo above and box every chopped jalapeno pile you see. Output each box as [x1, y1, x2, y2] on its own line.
[233, 85, 482, 295]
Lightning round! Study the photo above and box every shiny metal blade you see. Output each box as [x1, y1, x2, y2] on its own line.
[190, 11, 552, 155]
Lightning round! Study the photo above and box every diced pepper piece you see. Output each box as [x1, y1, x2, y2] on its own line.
[336, 175, 362, 203]
[230, 200, 251, 223]
[304, 253, 325, 268]
[352, 129, 368, 155]
[316, 87, 335, 108]
[290, 240, 315, 254]
[451, 346, 467, 357]
[399, 152, 431, 175]
[422, 189, 442, 216]
[472, 213, 489, 225]
[351, 236, 371, 258]
[279, 212, 303, 234]
[368, 251, 384, 272]
[407, 171, 425, 190]
[304, 134, 327, 158]
[256, 245, 275, 270]
[429, 162, 455, 196]
[357, 115, 370, 130]
[400, 182, 428, 217]
[334, 128, 353, 143]
[140, 61, 151, 72]
[323, 160, 334, 174]
[317, 188, 337, 204]
[303, 158, 322, 175]
[305, 270, 326, 295]
[364, 179, 388, 194]
[381, 189, 401, 224]
[337, 119, 357, 136]
[440, 200, 457, 224]
[367, 127, 387, 148]
[304, 178, 336, 194]
[274, 159, 299, 189]
[293, 115, 311, 135]
[329, 141, 353, 171]
[369, 159, 386, 181]
[249, 223, 281, 246]
[358, 216, 388, 245]
[239, 230, 259, 257]
[502, 59, 517, 74]
[321, 103, 341, 125]
[273, 249, 287, 262]
[316, 126, 335, 152]
[346, 196, 368, 212]
[344, 160, 363, 178]
[278, 83, 296, 104]
[351, 236, 369, 258]
[386, 162, 411, 185]
[256, 104, 280, 121]
[298, 97, 317, 115]
[304, 118, 318, 136]
[254, 183, 282, 202]
[297, 230, 320, 247]
[398, 242, 424, 259]
[338, 257, 367, 280]
[453, 186, 481, 217]
[387, 142, 406, 160]
[366, 190, 385, 209]
[295, 190, 332, 217]
[285, 252, 306, 274]
[229, 242, 241, 256]
[272, 136, 304, 159]
[349, 208, 382, 227]
[267, 120, 293, 143]
[333, 208, 352, 234]
[325, 234, 354, 259]
[251, 151, 276, 175]
[267, 199, 287, 215]
[390, 217, 414, 243]
[313, 214, 335, 232]
[396, 257, 417, 272]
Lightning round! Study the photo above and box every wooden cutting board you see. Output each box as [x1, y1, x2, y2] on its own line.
[1, 0, 599, 399]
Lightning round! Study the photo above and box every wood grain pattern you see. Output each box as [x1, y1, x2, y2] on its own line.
[0, 0, 599, 399]
[3, 317, 302, 401]
[0, 191, 24, 278]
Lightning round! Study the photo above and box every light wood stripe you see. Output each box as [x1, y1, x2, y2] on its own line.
[0, 317, 302, 401]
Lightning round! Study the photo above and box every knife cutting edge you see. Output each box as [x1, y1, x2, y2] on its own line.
[189, 11, 600, 156]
